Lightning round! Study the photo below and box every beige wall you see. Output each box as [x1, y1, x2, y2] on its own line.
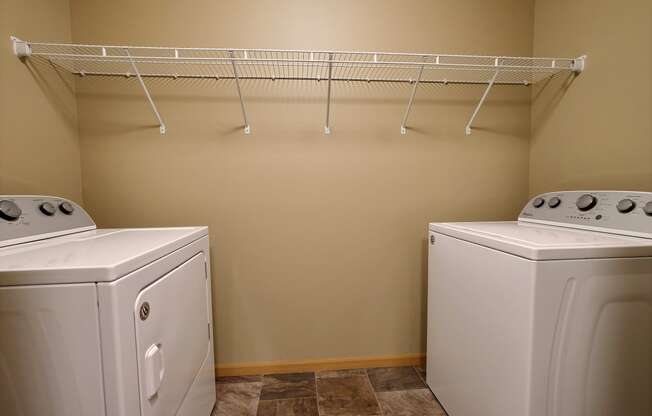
[0, 0, 83, 202]
[69, 0, 534, 365]
[530, 0, 652, 194]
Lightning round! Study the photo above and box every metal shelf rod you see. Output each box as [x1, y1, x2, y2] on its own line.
[324, 52, 333, 135]
[32, 53, 569, 72]
[125, 49, 166, 135]
[229, 51, 251, 135]
[57, 70, 532, 86]
[465, 70, 499, 136]
[400, 59, 426, 135]
[23, 40, 575, 62]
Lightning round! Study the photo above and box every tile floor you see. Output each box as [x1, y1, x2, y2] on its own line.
[213, 366, 447, 416]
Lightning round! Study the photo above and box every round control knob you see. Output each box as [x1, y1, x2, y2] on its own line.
[576, 194, 597, 211]
[644, 201, 652, 216]
[0, 200, 22, 221]
[39, 202, 56, 216]
[616, 199, 636, 214]
[533, 197, 545, 208]
[59, 201, 75, 215]
[548, 197, 561, 208]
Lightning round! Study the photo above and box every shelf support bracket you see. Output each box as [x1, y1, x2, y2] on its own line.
[465, 69, 499, 136]
[230, 51, 251, 135]
[324, 52, 333, 135]
[125, 49, 166, 134]
[400, 59, 426, 135]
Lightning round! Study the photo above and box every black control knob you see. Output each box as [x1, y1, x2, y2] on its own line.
[644, 201, 652, 216]
[548, 197, 561, 208]
[533, 197, 545, 208]
[576, 194, 597, 211]
[59, 201, 75, 215]
[0, 200, 22, 221]
[39, 202, 56, 216]
[616, 199, 636, 214]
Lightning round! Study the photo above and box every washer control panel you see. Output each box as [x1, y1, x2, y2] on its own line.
[519, 191, 652, 238]
[0, 196, 95, 247]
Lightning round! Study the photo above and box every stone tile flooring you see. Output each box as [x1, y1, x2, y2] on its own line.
[213, 366, 447, 416]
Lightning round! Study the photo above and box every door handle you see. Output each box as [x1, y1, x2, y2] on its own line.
[144, 343, 165, 399]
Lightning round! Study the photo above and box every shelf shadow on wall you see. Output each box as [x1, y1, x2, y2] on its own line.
[23, 58, 79, 130]
[73, 78, 530, 106]
[71, 75, 530, 138]
[531, 72, 577, 137]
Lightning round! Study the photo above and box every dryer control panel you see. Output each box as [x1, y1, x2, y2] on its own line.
[519, 191, 652, 238]
[0, 196, 95, 247]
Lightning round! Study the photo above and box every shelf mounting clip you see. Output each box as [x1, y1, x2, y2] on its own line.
[465, 69, 499, 135]
[125, 49, 166, 134]
[571, 55, 586, 73]
[11, 36, 31, 58]
[324, 52, 334, 135]
[400, 57, 426, 135]
[230, 51, 251, 135]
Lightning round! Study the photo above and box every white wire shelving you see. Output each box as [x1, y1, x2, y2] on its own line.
[11, 37, 585, 135]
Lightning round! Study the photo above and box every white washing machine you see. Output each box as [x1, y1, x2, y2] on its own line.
[427, 191, 652, 416]
[0, 195, 216, 416]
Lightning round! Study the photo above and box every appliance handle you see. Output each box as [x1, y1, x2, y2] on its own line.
[144, 343, 165, 399]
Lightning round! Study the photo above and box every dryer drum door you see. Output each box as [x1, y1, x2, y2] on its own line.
[134, 253, 211, 416]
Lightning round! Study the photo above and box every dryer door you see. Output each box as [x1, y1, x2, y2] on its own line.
[134, 253, 211, 416]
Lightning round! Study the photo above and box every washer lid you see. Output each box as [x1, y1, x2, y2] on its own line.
[429, 221, 652, 260]
[0, 227, 208, 285]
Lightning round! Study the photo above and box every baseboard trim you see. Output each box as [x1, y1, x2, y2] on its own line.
[216, 353, 426, 377]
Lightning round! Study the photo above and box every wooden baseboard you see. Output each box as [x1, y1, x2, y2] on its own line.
[216, 353, 426, 377]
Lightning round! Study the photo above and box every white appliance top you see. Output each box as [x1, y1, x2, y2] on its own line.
[430, 221, 652, 260]
[0, 196, 208, 285]
[430, 191, 652, 260]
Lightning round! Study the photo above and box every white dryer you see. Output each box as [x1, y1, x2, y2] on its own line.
[427, 191, 652, 416]
[0, 196, 216, 416]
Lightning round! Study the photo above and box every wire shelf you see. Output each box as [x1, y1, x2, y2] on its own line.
[22, 42, 583, 85]
[11, 37, 585, 135]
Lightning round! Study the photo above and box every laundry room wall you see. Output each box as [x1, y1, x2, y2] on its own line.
[530, 0, 652, 195]
[69, 0, 534, 369]
[0, 0, 83, 202]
